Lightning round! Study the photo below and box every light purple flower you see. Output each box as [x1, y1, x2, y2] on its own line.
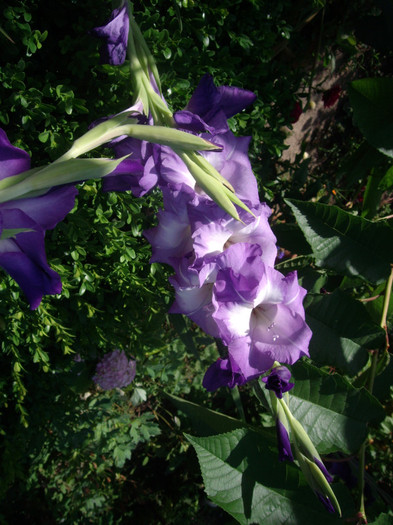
[190, 201, 277, 267]
[91, 3, 129, 65]
[144, 183, 195, 266]
[0, 129, 77, 309]
[169, 259, 219, 338]
[93, 349, 136, 390]
[212, 243, 312, 378]
[157, 130, 260, 208]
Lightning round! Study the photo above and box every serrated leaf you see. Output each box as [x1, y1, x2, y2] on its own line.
[289, 361, 385, 454]
[305, 290, 385, 375]
[186, 428, 344, 525]
[273, 222, 311, 255]
[349, 78, 393, 157]
[286, 199, 393, 284]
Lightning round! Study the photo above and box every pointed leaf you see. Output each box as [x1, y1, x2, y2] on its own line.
[349, 78, 393, 157]
[289, 361, 385, 454]
[305, 290, 385, 375]
[286, 199, 393, 284]
[163, 391, 249, 437]
[0, 157, 126, 203]
[186, 428, 346, 525]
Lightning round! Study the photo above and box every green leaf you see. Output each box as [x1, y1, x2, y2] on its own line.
[361, 168, 386, 219]
[112, 445, 131, 468]
[163, 391, 248, 437]
[286, 199, 393, 284]
[186, 428, 345, 525]
[368, 513, 393, 525]
[305, 290, 385, 375]
[273, 222, 311, 256]
[349, 78, 393, 157]
[289, 361, 385, 454]
[379, 165, 393, 191]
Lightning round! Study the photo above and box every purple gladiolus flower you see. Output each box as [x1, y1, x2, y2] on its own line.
[0, 129, 77, 309]
[276, 419, 294, 462]
[93, 349, 136, 390]
[203, 357, 247, 391]
[212, 243, 312, 379]
[91, 3, 129, 65]
[262, 366, 294, 399]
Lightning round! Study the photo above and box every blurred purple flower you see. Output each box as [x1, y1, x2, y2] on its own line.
[0, 129, 77, 309]
[262, 366, 294, 399]
[93, 349, 136, 390]
[202, 357, 247, 391]
[91, 3, 129, 65]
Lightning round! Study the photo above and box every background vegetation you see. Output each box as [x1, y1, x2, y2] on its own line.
[0, 0, 392, 523]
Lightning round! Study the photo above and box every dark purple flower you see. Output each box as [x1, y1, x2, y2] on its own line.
[91, 3, 129, 65]
[93, 349, 136, 390]
[0, 128, 30, 179]
[0, 129, 77, 309]
[262, 366, 294, 399]
[327, 458, 356, 488]
[202, 357, 247, 391]
[322, 85, 342, 109]
[276, 419, 294, 462]
[174, 74, 256, 135]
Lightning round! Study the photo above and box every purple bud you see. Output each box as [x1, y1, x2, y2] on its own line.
[276, 419, 294, 462]
[93, 350, 136, 390]
[316, 492, 336, 513]
[314, 457, 333, 484]
[262, 366, 294, 399]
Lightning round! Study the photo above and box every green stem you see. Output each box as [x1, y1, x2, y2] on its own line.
[231, 386, 246, 423]
[252, 378, 270, 412]
[357, 264, 393, 523]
